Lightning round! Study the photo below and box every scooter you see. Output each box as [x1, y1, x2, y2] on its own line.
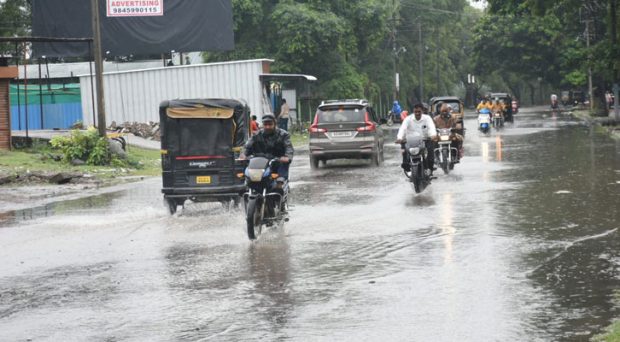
[243, 157, 289, 240]
[478, 109, 491, 135]
[434, 128, 459, 175]
[402, 131, 432, 194]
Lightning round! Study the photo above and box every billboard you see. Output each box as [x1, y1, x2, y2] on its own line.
[107, 0, 165, 17]
[31, 0, 234, 58]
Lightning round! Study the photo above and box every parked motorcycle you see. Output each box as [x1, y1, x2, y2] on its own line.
[243, 157, 289, 240]
[493, 111, 504, 130]
[478, 109, 491, 135]
[402, 131, 432, 193]
[434, 128, 459, 175]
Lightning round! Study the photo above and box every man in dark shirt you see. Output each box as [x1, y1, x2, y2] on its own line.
[242, 114, 294, 180]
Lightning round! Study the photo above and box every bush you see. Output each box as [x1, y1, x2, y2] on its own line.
[50, 128, 111, 166]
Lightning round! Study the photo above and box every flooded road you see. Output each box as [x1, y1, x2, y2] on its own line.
[1, 109, 619, 341]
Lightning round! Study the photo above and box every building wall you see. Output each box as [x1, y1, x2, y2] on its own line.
[0, 79, 11, 150]
[79, 59, 272, 126]
[10, 83, 83, 130]
[11, 103, 83, 130]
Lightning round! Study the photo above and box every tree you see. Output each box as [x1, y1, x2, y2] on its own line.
[0, 0, 31, 54]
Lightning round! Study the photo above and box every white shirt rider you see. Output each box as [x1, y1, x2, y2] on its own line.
[396, 110, 437, 141]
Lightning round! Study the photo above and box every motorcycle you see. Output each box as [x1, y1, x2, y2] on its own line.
[243, 156, 289, 240]
[386, 110, 402, 126]
[402, 131, 432, 193]
[434, 128, 459, 175]
[478, 109, 491, 134]
[493, 111, 504, 130]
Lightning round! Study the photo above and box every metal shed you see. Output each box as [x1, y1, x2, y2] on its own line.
[78, 59, 273, 126]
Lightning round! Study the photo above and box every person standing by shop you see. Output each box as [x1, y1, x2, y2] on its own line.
[278, 99, 290, 131]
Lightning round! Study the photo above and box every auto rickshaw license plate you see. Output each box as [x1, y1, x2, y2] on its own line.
[196, 176, 211, 184]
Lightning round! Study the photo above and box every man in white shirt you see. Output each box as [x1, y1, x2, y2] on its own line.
[396, 103, 437, 173]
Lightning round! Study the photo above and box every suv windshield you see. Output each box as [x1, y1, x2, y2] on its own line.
[316, 107, 365, 123]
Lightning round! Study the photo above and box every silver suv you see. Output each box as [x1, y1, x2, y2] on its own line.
[309, 99, 385, 168]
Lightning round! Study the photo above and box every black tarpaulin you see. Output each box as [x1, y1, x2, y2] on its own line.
[160, 99, 249, 157]
[31, 0, 234, 57]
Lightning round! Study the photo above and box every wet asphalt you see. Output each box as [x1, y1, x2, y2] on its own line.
[0, 108, 619, 341]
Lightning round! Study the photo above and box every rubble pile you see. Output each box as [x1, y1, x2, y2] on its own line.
[110, 121, 160, 141]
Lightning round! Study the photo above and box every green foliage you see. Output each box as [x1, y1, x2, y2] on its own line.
[50, 129, 110, 166]
[321, 64, 367, 99]
[476, 0, 620, 104]
[564, 70, 587, 87]
[0, 0, 31, 54]
[593, 320, 620, 342]
[206, 0, 478, 108]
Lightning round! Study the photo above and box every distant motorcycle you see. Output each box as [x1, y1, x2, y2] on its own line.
[401, 131, 432, 193]
[434, 128, 459, 175]
[493, 111, 504, 130]
[243, 156, 289, 240]
[478, 109, 491, 135]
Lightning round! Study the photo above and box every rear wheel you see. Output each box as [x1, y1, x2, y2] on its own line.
[371, 144, 382, 166]
[310, 156, 319, 169]
[165, 198, 178, 215]
[371, 151, 380, 166]
[246, 198, 263, 240]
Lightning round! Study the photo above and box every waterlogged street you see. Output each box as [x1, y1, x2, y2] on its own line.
[1, 108, 619, 341]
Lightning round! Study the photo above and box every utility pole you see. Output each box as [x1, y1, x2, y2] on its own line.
[435, 29, 440, 96]
[391, 0, 399, 101]
[392, 29, 398, 100]
[580, 6, 594, 111]
[585, 18, 594, 111]
[418, 21, 424, 103]
[91, 0, 107, 137]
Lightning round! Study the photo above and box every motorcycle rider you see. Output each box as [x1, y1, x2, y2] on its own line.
[550, 94, 559, 109]
[241, 113, 294, 182]
[491, 99, 505, 121]
[433, 103, 464, 159]
[391, 100, 403, 122]
[476, 98, 491, 112]
[396, 103, 437, 173]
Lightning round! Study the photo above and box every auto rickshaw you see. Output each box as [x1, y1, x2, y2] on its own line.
[489, 92, 514, 123]
[160, 98, 250, 214]
[429, 96, 465, 136]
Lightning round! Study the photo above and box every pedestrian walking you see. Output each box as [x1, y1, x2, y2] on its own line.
[250, 115, 259, 135]
[278, 99, 290, 131]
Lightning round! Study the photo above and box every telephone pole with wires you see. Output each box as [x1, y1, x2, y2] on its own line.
[580, 6, 594, 111]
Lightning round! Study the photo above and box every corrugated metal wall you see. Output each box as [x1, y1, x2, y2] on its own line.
[11, 103, 83, 130]
[80, 59, 270, 126]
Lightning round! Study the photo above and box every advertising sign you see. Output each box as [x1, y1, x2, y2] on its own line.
[107, 0, 164, 17]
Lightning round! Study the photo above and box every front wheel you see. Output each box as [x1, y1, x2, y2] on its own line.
[412, 164, 422, 193]
[441, 149, 450, 174]
[246, 197, 263, 240]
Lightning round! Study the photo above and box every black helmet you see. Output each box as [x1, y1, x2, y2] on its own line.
[262, 113, 276, 123]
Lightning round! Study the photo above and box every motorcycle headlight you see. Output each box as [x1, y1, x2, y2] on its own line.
[409, 147, 420, 155]
[247, 169, 264, 182]
[440, 135, 450, 141]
